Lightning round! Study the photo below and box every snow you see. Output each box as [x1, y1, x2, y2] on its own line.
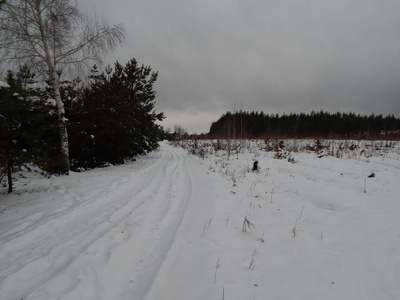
[0, 80, 10, 89]
[1, 141, 400, 300]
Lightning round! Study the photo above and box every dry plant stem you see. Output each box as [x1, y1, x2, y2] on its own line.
[214, 258, 221, 283]
[249, 249, 258, 269]
[258, 231, 265, 243]
[292, 205, 305, 237]
[242, 217, 255, 232]
[250, 181, 258, 197]
[293, 217, 298, 237]
[299, 205, 305, 219]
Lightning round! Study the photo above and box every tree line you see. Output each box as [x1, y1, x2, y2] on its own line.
[208, 110, 400, 140]
[0, 0, 125, 174]
[1, 0, 166, 193]
[1, 60, 165, 193]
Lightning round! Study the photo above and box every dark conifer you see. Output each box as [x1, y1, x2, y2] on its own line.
[208, 110, 400, 140]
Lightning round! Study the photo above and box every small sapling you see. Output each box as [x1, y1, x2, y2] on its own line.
[242, 217, 255, 232]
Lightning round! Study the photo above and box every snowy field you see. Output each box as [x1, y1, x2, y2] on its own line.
[1, 140, 400, 300]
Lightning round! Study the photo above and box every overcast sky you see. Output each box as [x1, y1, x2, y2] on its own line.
[80, 0, 400, 133]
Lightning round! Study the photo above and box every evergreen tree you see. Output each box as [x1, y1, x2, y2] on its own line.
[208, 110, 400, 140]
[1, 0, 125, 174]
[0, 69, 46, 192]
[67, 59, 165, 170]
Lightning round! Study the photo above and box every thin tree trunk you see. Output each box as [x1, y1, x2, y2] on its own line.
[7, 161, 13, 193]
[52, 71, 70, 174]
[6, 148, 13, 193]
[37, 4, 70, 174]
[6, 117, 13, 193]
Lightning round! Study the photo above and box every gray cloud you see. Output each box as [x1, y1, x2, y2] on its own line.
[80, 0, 400, 133]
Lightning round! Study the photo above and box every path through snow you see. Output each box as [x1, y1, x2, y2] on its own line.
[0, 143, 202, 299]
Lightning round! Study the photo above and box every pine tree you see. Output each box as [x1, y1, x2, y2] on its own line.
[0, 70, 46, 192]
[1, 0, 125, 174]
[67, 59, 165, 170]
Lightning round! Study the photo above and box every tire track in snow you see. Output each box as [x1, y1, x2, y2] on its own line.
[0, 151, 161, 244]
[108, 146, 192, 300]
[0, 143, 192, 300]
[0, 152, 164, 286]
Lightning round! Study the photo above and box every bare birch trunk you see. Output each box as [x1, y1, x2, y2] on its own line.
[51, 71, 70, 174]
[1, 0, 125, 174]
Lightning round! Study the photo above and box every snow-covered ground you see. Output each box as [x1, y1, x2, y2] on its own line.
[1, 140, 399, 300]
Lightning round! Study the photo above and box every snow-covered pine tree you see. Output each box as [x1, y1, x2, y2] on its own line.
[0, 70, 47, 192]
[67, 59, 164, 170]
[0, 0, 125, 174]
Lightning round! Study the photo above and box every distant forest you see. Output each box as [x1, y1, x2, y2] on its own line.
[208, 111, 400, 140]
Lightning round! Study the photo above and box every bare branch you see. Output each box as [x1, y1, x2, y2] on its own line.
[1, 0, 125, 78]
[0, 0, 125, 173]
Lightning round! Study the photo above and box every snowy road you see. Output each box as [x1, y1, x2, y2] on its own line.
[0, 143, 204, 300]
[1, 141, 400, 300]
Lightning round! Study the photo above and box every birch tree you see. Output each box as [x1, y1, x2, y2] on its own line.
[0, 0, 125, 173]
